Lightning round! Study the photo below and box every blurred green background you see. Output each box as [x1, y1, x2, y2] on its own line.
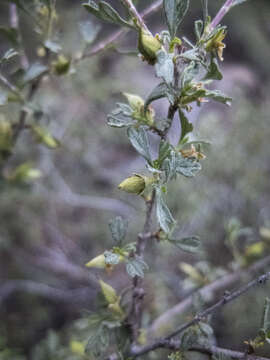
[0, 0, 270, 359]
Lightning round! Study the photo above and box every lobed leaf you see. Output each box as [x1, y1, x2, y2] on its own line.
[127, 127, 152, 163]
[126, 256, 149, 278]
[107, 103, 134, 128]
[175, 153, 201, 177]
[155, 50, 174, 86]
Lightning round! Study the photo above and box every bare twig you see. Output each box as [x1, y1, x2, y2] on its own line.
[149, 255, 270, 336]
[130, 265, 270, 357]
[120, 0, 149, 32]
[0, 72, 21, 96]
[210, 0, 235, 31]
[190, 345, 270, 360]
[9, 3, 29, 69]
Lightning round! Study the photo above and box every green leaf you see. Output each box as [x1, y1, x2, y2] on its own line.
[204, 56, 223, 80]
[79, 21, 101, 44]
[156, 187, 176, 233]
[203, 89, 232, 106]
[181, 327, 198, 351]
[155, 50, 174, 85]
[23, 63, 48, 83]
[109, 216, 128, 245]
[163, 150, 177, 182]
[170, 236, 201, 253]
[145, 83, 174, 111]
[107, 103, 134, 128]
[194, 20, 203, 41]
[159, 140, 172, 165]
[44, 40, 62, 54]
[126, 255, 149, 278]
[0, 27, 19, 46]
[1, 48, 18, 63]
[180, 49, 201, 62]
[127, 127, 152, 163]
[83, 1, 135, 29]
[175, 154, 201, 177]
[0, 91, 8, 106]
[163, 0, 190, 38]
[232, 0, 250, 7]
[261, 297, 270, 332]
[104, 250, 120, 265]
[181, 61, 199, 88]
[179, 109, 193, 141]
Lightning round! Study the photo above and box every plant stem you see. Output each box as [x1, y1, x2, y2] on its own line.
[210, 0, 235, 31]
[120, 0, 150, 32]
[129, 189, 156, 342]
[130, 268, 270, 357]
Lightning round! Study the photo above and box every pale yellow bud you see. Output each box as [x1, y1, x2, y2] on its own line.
[99, 279, 118, 305]
[85, 254, 106, 269]
[138, 28, 162, 65]
[123, 93, 144, 111]
[118, 174, 155, 195]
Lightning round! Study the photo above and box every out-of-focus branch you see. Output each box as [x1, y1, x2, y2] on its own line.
[0, 280, 94, 307]
[9, 3, 29, 69]
[131, 260, 270, 357]
[209, 0, 235, 31]
[77, 0, 162, 62]
[150, 254, 270, 336]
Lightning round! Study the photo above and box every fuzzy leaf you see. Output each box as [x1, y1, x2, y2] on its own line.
[127, 127, 152, 163]
[156, 187, 176, 233]
[163, 150, 177, 181]
[79, 21, 101, 44]
[155, 50, 174, 85]
[179, 109, 193, 141]
[163, 0, 190, 38]
[170, 236, 201, 253]
[204, 89, 231, 105]
[159, 140, 172, 165]
[107, 103, 134, 128]
[104, 251, 120, 265]
[23, 63, 48, 83]
[1, 48, 18, 63]
[126, 256, 149, 278]
[108, 216, 128, 245]
[175, 154, 201, 177]
[204, 56, 223, 80]
[145, 82, 174, 110]
[83, 1, 134, 29]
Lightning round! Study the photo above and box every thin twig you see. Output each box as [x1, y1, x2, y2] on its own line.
[130, 267, 270, 357]
[149, 254, 270, 336]
[209, 0, 235, 31]
[9, 3, 29, 69]
[0, 72, 21, 96]
[120, 0, 149, 32]
[129, 189, 156, 342]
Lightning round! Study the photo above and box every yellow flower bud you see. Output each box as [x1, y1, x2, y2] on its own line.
[123, 93, 144, 112]
[85, 254, 106, 269]
[118, 174, 155, 195]
[99, 279, 118, 305]
[138, 28, 162, 65]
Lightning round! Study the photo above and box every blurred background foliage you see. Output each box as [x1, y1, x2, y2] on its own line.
[0, 0, 270, 359]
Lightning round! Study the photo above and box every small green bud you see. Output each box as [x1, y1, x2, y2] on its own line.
[138, 28, 162, 65]
[31, 125, 60, 149]
[0, 119, 13, 152]
[52, 54, 70, 75]
[123, 93, 144, 112]
[99, 279, 118, 304]
[85, 254, 106, 268]
[118, 174, 155, 195]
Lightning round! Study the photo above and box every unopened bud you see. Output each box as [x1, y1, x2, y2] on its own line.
[118, 174, 155, 195]
[123, 93, 144, 111]
[138, 28, 162, 65]
[85, 254, 106, 269]
[99, 279, 118, 304]
[52, 54, 70, 75]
